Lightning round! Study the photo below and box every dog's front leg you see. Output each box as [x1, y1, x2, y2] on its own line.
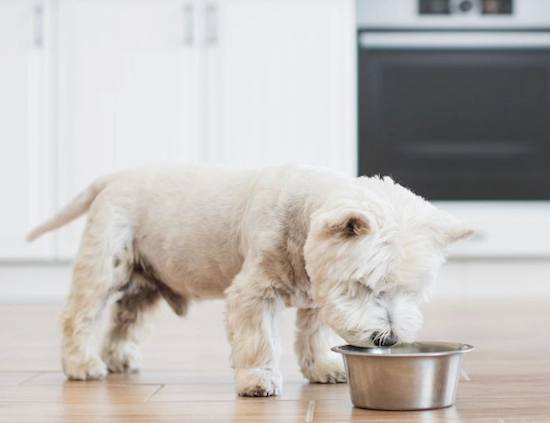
[295, 308, 347, 383]
[225, 271, 284, 397]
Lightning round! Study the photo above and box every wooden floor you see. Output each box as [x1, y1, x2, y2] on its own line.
[0, 299, 549, 422]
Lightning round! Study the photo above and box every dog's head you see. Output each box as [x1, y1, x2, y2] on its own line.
[304, 176, 472, 347]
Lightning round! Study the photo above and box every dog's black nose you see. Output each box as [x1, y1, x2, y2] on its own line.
[372, 331, 398, 347]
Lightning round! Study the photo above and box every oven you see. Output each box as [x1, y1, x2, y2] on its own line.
[356, 0, 550, 256]
[357, 0, 550, 200]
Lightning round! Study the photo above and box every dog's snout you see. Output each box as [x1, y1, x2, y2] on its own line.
[372, 331, 398, 347]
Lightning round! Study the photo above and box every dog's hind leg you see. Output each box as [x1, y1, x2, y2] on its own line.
[101, 272, 162, 374]
[295, 308, 346, 383]
[60, 207, 134, 380]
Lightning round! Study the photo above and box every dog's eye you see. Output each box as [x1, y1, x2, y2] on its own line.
[377, 290, 386, 297]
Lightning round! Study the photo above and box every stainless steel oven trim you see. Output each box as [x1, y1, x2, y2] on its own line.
[359, 32, 550, 49]
[356, 0, 550, 30]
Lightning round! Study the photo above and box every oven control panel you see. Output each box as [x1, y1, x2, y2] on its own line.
[419, 0, 513, 15]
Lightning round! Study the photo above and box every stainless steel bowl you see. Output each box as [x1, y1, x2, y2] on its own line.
[332, 342, 474, 410]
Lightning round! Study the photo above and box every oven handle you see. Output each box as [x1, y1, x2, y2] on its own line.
[359, 32, 550, 49]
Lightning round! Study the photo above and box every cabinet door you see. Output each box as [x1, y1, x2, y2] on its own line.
[206, 0, 355, 172]
[57, 0, 200, 257]
[0, 0, 54, 260]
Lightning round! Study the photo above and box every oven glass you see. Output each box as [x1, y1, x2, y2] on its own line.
[358, 49, 550, 200]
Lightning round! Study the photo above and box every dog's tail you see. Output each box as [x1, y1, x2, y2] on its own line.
[26, 175, 114, 242]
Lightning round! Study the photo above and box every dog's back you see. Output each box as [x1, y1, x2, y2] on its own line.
[28, 163, 351, 299]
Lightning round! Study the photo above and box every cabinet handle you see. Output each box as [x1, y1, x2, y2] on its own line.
[34, 3, 44, 48]
[183, 3, 193, 46]
[205, 2, 218, 45]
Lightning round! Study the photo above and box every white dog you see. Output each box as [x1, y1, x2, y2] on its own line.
[27, 164, 471, 396]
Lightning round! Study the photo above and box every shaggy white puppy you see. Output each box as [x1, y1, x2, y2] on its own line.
[27, 164, 471, 396]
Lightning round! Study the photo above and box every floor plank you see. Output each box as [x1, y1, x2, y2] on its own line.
[149, 382, 350, 402]
[0, 372, 41, 386]
[0, 383, 161, 404]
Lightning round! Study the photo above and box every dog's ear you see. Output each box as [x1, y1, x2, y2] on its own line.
[432, 210, 473, 245]
[326, 212, 371, 237]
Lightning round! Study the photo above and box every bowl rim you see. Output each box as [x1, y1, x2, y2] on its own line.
[332, 341, 475, 357]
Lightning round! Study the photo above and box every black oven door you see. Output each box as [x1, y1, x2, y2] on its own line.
[358, 32, 550, 200]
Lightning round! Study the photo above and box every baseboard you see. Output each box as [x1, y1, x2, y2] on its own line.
[0, 264, 72, 302]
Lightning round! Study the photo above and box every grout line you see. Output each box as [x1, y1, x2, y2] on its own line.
[460, 369, 471, 381]
[305, 399, 315, 422]
[143, 385, 165, 403]
[18, 373, 43, 385]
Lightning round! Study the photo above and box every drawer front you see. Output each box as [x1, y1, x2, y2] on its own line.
[435, 202, 550, 258]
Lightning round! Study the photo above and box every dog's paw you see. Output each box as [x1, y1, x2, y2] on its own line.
[63, 355, 108, 381]
[300, 356, 347, 384]
[102, 342, 143, 374]
[235, 368, 282, 397]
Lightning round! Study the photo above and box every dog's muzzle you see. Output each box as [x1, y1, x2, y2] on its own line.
[371, 331, 398, 347]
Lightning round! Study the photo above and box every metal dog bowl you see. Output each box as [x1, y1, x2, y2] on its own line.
[332, 342, 474, 410]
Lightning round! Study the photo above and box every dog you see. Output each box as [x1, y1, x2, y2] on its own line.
[27, 164, 471, 396]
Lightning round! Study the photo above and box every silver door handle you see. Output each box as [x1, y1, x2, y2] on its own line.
[359, 32, 550, 50]
[34, 3, 44, 48]
[183, 3, 193, 46]
[205, 2, 218, 45]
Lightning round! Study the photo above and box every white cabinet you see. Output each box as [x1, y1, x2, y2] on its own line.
[56, 0, 201, 257]
[0, 0, 54, 260]
[206, 0, 356, 173]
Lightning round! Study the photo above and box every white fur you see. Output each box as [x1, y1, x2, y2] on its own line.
[27, 164, 471, 395]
